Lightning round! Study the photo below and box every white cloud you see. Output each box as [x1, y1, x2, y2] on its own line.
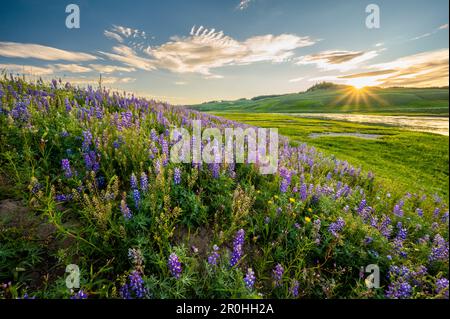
[410, 23, 449, 41]
[61, 76, 135, 85]
[0, 63, 54, 76]
[104, 30, 124, 43]
[310, 49, 449, 88]
[53, 63, 92, 73]
[89, 64, 136, 73]
[237, 0, 252, 10]
[138, 26, 315, 78]
[0, 41, 97, 61]
[289, 77, 304, 83]
[110, 25, 147, 40]
[296, 50, 379, 71]
[175, 81, 187, 85]
[99, 45, 156, 71]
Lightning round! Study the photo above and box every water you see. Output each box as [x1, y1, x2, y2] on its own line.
[285, 113, 449, 136]
[309, 132, 382, 139]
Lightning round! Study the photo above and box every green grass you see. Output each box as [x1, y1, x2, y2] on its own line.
[190, 87, 449, 116]
[210, 112, 449, 200]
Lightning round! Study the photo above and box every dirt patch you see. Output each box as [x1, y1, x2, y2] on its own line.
[173, 225, 216, 257]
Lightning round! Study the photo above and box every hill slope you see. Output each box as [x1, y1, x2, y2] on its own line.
[189, 86, 449, 115]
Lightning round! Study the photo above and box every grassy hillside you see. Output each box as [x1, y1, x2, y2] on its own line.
[0, 77, 448, 299]
[190, 86, 449, 116]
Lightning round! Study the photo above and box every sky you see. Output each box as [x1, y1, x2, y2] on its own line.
[0, 0, 448, 104]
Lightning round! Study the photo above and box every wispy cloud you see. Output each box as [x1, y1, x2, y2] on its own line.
[289, 77, 304, 83]
[311, 49, 449, 88]
[237, 0, 252, 10]
[0, 42, 97, 61]
[104, 30, 124, 43]
[53, 63, 92, 73]
[0, 63, 54, 76]
[100, 26, 315, 78]
[174, 81, 187, 85]
[296, 50, 379, 71]
[410, 23, 449, 41]
[132, 26, 315, 78]
[99, 45, 156, 71]
[88, 64, 136, 73]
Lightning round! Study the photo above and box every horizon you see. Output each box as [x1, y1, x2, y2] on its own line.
[0, 0, 449, 105]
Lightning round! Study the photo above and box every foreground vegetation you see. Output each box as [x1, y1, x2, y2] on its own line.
[0, 77, 448, 299]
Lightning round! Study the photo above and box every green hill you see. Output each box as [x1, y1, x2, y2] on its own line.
[189, 85, 449, 116]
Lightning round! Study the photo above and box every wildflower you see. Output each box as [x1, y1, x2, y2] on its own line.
[289, 198, 295, 203]
[129, 270, 147, 298]
[11, 101, 29, 122]
[82, 130, 92, 150]
[70, 289, 88, 299]
[140, 172, 148, 192]
[393, 200, 404, 217]
[385, 281, 412, 299]
[133, 189, 140, 208]
[130, 173, 138, 190]
[305, 216, 311, 223]
[61, 159, 73, 178]
[174, 167, 181, 185]
[244, 268, 256, 289]
[290, 280, 299, 298]
[273, 263, 284, 286]
[436, 278, 449, 299]
[429, 234, 449, 262]
[207, 245, 220, 266]
[230, 229, 245, 267]
[328, 217, 345, 238]
[121, 199, 132, 219]
[168, 253, 182, 279]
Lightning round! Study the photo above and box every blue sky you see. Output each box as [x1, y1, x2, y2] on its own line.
[0, 0, 448, 104]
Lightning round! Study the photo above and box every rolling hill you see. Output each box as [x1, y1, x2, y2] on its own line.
[189, 84, 449, 116]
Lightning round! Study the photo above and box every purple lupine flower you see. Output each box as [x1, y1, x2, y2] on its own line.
[328, 217, 345, 238]
[230, 229, 245, 267]
[133, 189, 140, 208]
[207, 245, 220, 266]
[273, 263, 284, 287]
[393, 200, 404, 217]
[11, 101, 29, 122]
[436, 278, 449, 299]
[61, 159, 73, 178]
[121, 199, 132, 219]
[82, 130, 92, 150]
[64, 98, 72, 112]
[299, 183, 307, 201]
[416, 208, 423, 217]
[128, 270, 147, 298]
[290, 280, 299, 298]
[385, 281, 412, 299]
[70, 289, 88, 299]
[130, 173, 138, 190]
[140, 172, 148, 192]
[174, 167, 181, 185]
[429, 234, 449, 262]
[244, 268, 256, 289]
[168, 253, 182, 279]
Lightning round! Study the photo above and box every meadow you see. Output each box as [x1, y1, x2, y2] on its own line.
[0, 77, 448, 299]
[209, 113, 449, 199]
